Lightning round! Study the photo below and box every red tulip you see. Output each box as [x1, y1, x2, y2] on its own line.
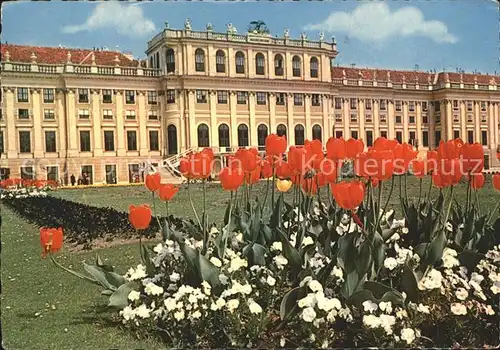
[265, 133, 287, 157]
[461, 143, 484, 174]
[426, 150, 439, 174]
[219, 167, 244, 191]
[288, 146, 313, 175]
[260, 159, 273, 178]
[275, 159, 292, 179]
[493, 173, 500, 190]
[317, 158, 337, 184]
[331, 180, 365, 210]
[179, 149, 214, 179]
[129, 204, 152, 230]
[432, 159, 462, 188]
[302, 177, 318, 196]
[468, 173, 485, 189]
[412, 159, 427, 178]
[326, 137, 346, 161]
[346, 138, 364, 159]
[393, 143, 417, 175]
[355, 149, 394, 181]
[235, 148, 259, 173]
[145, 172, 161, 192]
[438, 139, 462, 160]
[245, 165, 261, 185]
[40, 227, 63, 258]
[158, 184, 179, 201]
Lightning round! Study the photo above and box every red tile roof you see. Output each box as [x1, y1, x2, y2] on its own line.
[331, 66, 498, 86]
[1, 44, 143, 67]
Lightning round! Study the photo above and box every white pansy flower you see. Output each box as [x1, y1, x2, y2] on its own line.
[128, 264, 147, 281]
[164, 298, 177, 311]
[332, 266, 344, 280]
[485, 305, 495, 315]
[271, 242, 283, 252]
[169, 272, 181, 282]
[173, 309, 185, 321]
[418, 269, 442, 290]
[135, 304, 151, 319]
[302, 307, 317, 322]
[401, 227, 409, 234]
[273, 255, 288, 269]
[395, 308, 408, 319]
[120, 305, 135, 321]
[384, 257, 398, 271]
[362, 300, 378, 313]
[298, 294, 316, 308]
[209, 257, 222, 267]
[379, 301, 392, 314]
[226, 298, 240, 313]
[336, 226, 345, 236]
[455, 287, 468, 300]
[128, 290, 141, 302]
[450, 303, 467, 315]
[145, 282, 164, 296]
[362, 314, 380, 328]
[247, 298, 263, 314]
[228, 256, 248, 273]
[490, 281, 500, 294]
[401, 328, 416, 344]
[302, 236, 314, 247]
[266, 276, 276, 286]
[379, 314, 396, 335]
[442, 248, 460, 268]
[308, 280, 323, 293]
[416, 303, 430, 314]
[191, 310, 202, 319]
[300, 276, 313, 287]
[219, 274, 229, 285]
[153, 243, 163, 253]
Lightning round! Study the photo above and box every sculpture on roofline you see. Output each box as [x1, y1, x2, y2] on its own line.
[300, 32, 307, 40]
[184, 18, 192, 30]
[319, 31, 324, 41]
[284, 29, 290, 38]
[165, 21, 169, 29]
[248, 20, 269, 34]
[227, 23, 237, 34]
[207, 22, 213, 31]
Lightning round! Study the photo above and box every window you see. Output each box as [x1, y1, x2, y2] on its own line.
[147, 91, 158, 105]
[218, 124, 230, 148]
[196, 90, 207, 103]
[256, 92, 267, 105]
[78, 109, 90, 119]
[350, 113, 357, 122]
[276, 93, 286, 106]
[102, 89, 113, 103]
[18, 108, 29, 119]
[481, 101, 487, 112]
[149, 130, 159, 151]
[350, 98, 357, 110]
[468, 130, 474, 144]
[409, 116, 415, 124]
[453, 130, 460, 139]
[422, 115, 428, 124]
[365, 114, 373, 123]
[311, 94, 320, 107]
[47, 166, 58, 182]
[395, 115, 402, 124]
[335, 98, 342, 109]
[44, 109, 55, 120]
[292, 56, 301, 77]
[294, 94, 303, 106]
[0, 168, 10, 180]
[380, 130, 388, 139]
[255, 53, 265, 75]
[435, 131, 441, 145]
[351, 130, 359, 140]
[422, 131, 429, 147]
[481, 130, 488, 146]
[126, 110, 136, 120]
[0, 131, 3, 154]
[365, 99, 372, 110]
[148, 110, 158, 120]
[195, 49, 205, 72]
[127, 131, 137, 151]
[294, 125, 305, 145]
[17, 88, 29, 102]
[310, 57, 319, 78]
[237, 92, 247, 105]
[104, 131, 115, 151]
[422, 101, 428, 111]
[197, 124, 210, 147]
[274, 54, 284, 76]
[435, 101, 441, 113]
[103, 109, 113, 120]
[380, 114, 387, 123]
[453, 115, 459, 122]
[167, 90, 175, 104]
[467, 114, 473, 123]
[276, 124, 287, 138]
[166, 48, 175, 73]
[335, 114, 342, 122]
[43, 88, 54, 103]
[238, 124, 249, 147]
[409, 101, 415, 112]
[396, 131, 403, 144]
[125, 90, 135, 104]
[467, 101, 473, 111]
[453, 100, 459, 109]
[78, 89, 89, 103]
[366, 130, 373, 147]
[45, 131, 56, 152]
[216, 50, 226, 73]
[312, 125, 322, 141]
[257, 124, 268, 151]
[128, 164, 141, 183]
[20, 166, 34, 180]
[80, 131, 91, 152]
[218, 91, 228, 104]
[105, 165, 117, 184]
[235, 51, 245, 74]
[409, 131, 416, 146]
[380, 99, 387, 111]
[335, 130, 343, 138]
[395, 100, 402, 112]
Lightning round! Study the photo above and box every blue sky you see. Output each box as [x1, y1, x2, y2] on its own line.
[3, 0, 499, 74]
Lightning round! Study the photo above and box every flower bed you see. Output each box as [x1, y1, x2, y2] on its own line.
[43, 136, 500, 347]
[0, 178, 58, 199]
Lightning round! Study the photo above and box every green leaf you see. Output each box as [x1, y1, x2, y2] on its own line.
[276, 228, 302, 271]
[280, 286, 307, 320]
[95, 254, 114, 272]
[363, 281, 392, 299]
[400, 264, 419, 303]
[141, 244, 156, 277]
[196, 251, 221, 289]
[101, 289, 114, 296]
[421, 229, 447, 268]
[162, 217, 170, 242]
[83, 263, 115, 290]
[270, 193, 283, 229]
[347, 289, 376, 308]
[458, 250, 483, 274]
[380, 290, 405, 306]
[243, 243, 267, 266]
[355, 240, 372, 276]
[108, 283, 134, 309]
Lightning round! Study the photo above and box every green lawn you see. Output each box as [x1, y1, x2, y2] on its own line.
[2, 176, 499, 349]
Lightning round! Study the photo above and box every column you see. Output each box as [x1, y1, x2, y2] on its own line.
[187, 90, 197, 150]
[4, 87, 17, 158]
[287, 93, 294, 145]
[115, 90, 126, 157]
[209, 91, 218, 149]
[177, 90, 186, 152]
[228, 47, 234, 77]
[321, 95, 329, 141]
[474, 101, 480, 143]
[489, 102, 496, 150]
[359, 98, 365, 142]
[445, 100, 453, 140]
[343, 98, 350, 137]
[207, 45, 215, 77]
[402, 101, 409, 142]
[91, 89, 102, 157]
[56, 89, 67, 156]
[495, 103, 499, 146]
[229, 91, 238, 150]
[416, 102, 422, 148]
[31, 88, 44, 158]
[387, 100, 395, 139]
[305, 94, 312, 140]
[285, 52, 292, 78]
[267, 49, 274, 80]
[249, 92, 257, 147]
[460, 100, 466, 141]
[65, 89, 78, 157]
[137, 91, 148, 156]
[269, 93, 276, 134]
[373, 99, 380, 138]
[429, 102, 435, 148]
[247, 48, 254, 79]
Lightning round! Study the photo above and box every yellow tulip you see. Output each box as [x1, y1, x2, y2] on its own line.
[276, 179, 293, 192]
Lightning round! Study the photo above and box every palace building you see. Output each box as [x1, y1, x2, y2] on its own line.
[1, 21, 499, 185]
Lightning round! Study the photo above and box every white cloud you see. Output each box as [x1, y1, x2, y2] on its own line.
[304, 3, 457, 44]
[62, 2, 156, 38]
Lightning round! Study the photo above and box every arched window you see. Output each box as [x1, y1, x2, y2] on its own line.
[276, 124, 287, 138]
[274, 54, 284, 76]
[292, 55, 301, 77]
[257, 124, 268, 151]
[310, 57, 319, 78]
[235, 51, 245, 74]
[216, 50, 226, 73]
[295, 125, 305, 145]
[255, 53, 265, 75]
[197, 124, 210, 147]
[237, 124, 249, 147]
[218, 124, 230, 149]
[195, 48, 205, 72]
[166, 48, 175, 73]
[167, 124, 178, 154]
[312, 124, 322, 141]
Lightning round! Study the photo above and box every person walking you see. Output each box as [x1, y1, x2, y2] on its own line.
[70, 174, 76, 186]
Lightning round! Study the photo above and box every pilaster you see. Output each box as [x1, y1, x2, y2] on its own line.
[249, 92, 257, 147]
[373, 99, 380, 139]
[137, 90, 148, 156]
[31, 88, 44, 158]
[460, 100, 466, 141]
[416, 102, 422, 148]
[474, 101, 480, 143]
[187, 90, 197, 150]
[358, 98, 365, 142]
[402, 101, 409, 142]
[387, 100, 395, 139]
[56, 89, 67, 156]
[115, 90, 126, 157]
[3, 87, 17, 158]
[287, 93, 295, 145]
[209, 90, 218, 148]
[269, 93, 277, 135]
[342, 98, 350, 138]
[445, 100, 453, 140]
[305, 94, 312, 140]
[489, 102, 496, 150]
[321, 95, 329, 141]
[91, 89, 103, 156]
[65, 88, 78, 157]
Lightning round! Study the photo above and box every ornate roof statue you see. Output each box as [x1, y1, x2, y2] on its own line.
[165, 21, 169, 29]
[319, 31, 324, 42]
[227, 23, 237, 34]
[184, 18, 192, 31]
[300, 32, 307, 41]
[284, 29, 290, 38]
[206, 22, 213, 31]
[30, 52, 37, 63]
[248, 20, 269, 34]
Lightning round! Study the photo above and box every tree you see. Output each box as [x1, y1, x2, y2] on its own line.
[248, 20, 269, 34]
